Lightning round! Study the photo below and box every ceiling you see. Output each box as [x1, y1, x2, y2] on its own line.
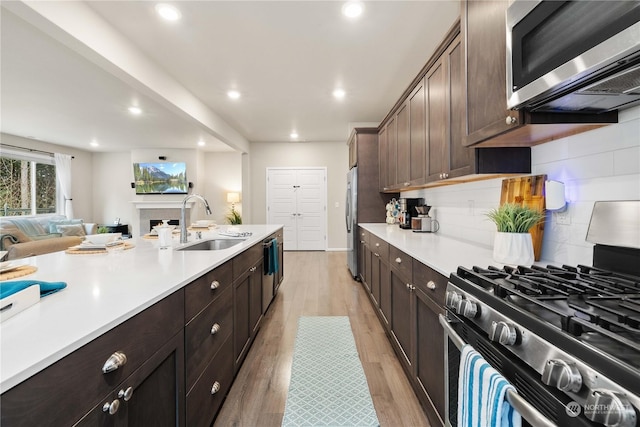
[0, 1, 459, 153]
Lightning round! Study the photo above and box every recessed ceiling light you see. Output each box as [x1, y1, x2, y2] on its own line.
[333, 89, 346, 99]
[290, 132, 299, 139]
[342, 1, 364, 18]
[128, 106, 142, 115]
[197, 140, 206, 147]
[227, 90, 241, 100]
[90, 140, 99, 147]
[155, 3, 181, 21]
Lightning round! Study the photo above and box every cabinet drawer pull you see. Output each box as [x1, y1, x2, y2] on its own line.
[404, 182, 410, 186]
[506, 115, 517, 125]
[211, 381, 221, 395]
[211, 323, 221, 335]
[406, 283, 411, 290]
[250, 266, 257, 272]
[102, 399, 120, 415]
[118, 386, 134, 401]
[374, 252, 380, 257]
[395, 257, 402, 264]
[210, 280, 220, 290]
[102, 351, 127, 374]
[427, 281, 437, 290]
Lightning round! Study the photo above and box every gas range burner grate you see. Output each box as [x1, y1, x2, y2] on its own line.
[458, 264, 640, 371]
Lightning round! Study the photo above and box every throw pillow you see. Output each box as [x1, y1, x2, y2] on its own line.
[48, 219, 83, 234]
[57, 224, 86, 237]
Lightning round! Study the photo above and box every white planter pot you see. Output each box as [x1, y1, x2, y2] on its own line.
[493, 232, 534, 266]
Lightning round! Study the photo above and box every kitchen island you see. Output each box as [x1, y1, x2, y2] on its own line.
[0, 224, 282, 426]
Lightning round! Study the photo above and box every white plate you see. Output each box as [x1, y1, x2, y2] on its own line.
[0, 262, 23, 274]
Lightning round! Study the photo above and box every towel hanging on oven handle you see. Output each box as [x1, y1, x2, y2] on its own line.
[439, 314, 557, 427]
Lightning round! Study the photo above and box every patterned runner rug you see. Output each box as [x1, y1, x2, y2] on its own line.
[282, 316, 380, 427]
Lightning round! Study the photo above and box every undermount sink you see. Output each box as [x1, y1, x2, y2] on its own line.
[175, 239, 246, 251]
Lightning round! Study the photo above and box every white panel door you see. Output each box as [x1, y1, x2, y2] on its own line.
[267, 168, 326, 251]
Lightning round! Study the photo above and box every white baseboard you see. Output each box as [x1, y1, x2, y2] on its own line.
[326, 248, 347, 252]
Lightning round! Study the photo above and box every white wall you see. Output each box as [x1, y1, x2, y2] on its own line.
[90, 149, 244, 233]
[249, 141, 349, 250]
[404, 105, 640, 266]
[202, 151, 243, 225]
[0, 133, 94, 221]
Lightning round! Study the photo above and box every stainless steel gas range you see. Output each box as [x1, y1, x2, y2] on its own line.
[441, 201, 640, 427]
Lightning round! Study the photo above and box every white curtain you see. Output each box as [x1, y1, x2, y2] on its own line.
[54, 153, 74, 219]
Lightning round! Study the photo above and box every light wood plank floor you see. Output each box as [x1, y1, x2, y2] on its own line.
[214, 251, 431, 427]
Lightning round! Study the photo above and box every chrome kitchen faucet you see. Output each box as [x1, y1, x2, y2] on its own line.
[180, 194, 212, 244]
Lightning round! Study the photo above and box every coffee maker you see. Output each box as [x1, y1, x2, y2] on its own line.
[398, 198, 423, 229]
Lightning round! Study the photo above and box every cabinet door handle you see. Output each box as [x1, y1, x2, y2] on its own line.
[102, 351, 127, 374]
[375, 243, 380, 247]
[210, 280, 220, 290]
[427, 281, 436, 290]
[118, 386, 134, 402]
[406, 283, 410, 290]
[374, 252, 380, 257]
[250, 266, 257, 272]
[395, 257, 402, 264]
[102, 399, 121, 415]
[404, 182, 410, 186]
[506, 115, 518, 125]
[211, 381, 221, 395]
[211, 323, 221, 335]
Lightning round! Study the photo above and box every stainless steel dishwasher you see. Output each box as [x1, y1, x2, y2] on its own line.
[262, 238, 276, 312]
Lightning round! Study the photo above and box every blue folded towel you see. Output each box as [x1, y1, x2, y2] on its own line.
[458, 344, 522, 427]
[269, 238, 278, 275]
[0, 280, 67, 300]
[263, 238, 279, 275]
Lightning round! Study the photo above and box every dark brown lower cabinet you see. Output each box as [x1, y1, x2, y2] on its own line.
[0, 291, 185, 427]
[415, 287, 446, 425]
[186, 335, 234, 427]
[390, 267, 413, 371]
[76, 330, 185, 427]
[233, 256, 263, 371]
[359, 237, 447, 427]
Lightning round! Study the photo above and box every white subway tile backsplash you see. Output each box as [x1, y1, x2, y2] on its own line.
[614, 147, 640, 175]
[405, 107, 639, 267]
[531, 139, 569, 164]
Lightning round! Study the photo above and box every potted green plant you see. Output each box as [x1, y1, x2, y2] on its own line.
[486, 203, 545, 265]
[225, 209, 242, 225]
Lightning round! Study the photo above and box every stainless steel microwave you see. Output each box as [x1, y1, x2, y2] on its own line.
[506, 1, 640, 113]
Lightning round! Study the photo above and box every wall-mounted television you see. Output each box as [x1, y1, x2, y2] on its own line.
[133, 162, 188, 194]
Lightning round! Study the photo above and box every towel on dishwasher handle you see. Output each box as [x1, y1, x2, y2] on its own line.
[458, 344, 522, 427]
[0, 280, 67, 300]
[263, 238, 279, 275]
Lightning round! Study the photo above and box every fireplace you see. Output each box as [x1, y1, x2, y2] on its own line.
[131, 200, 195, 236]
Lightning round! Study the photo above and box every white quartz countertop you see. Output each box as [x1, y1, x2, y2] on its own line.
[359, 223, 503, 277]
[0, 224, 281, 392]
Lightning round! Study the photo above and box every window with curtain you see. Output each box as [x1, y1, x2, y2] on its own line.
[0, 150, 57, 216]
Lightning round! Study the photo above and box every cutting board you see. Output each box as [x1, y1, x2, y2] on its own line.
[500, 175, 547, 261]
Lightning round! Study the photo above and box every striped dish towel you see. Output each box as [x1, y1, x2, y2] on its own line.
[458, 344, 522, 427]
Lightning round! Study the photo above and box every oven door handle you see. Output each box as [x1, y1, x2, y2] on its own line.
[439, 314, 557, 427]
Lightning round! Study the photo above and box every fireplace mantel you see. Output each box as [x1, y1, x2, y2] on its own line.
[131, 200, 195, 209]
[130, 200, 195, 235]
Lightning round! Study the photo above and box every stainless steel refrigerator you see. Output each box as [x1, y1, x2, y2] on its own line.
[346, 167, 358, 278]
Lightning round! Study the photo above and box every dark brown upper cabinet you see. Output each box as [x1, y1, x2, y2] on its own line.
[462, 0, 617, 148]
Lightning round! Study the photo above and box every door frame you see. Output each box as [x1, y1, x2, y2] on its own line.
[266, 167, 328, 251]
